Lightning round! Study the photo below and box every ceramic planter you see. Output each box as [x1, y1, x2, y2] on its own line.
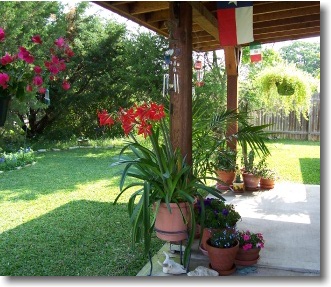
[215, 170, 235, 191]
[235, 247, 261, 266]
[206, 239, 239, 275]
[154, 202, 190, 242]
[232, 182, 244, 193]
[242, 172, 260, 191]
[260, 178, 275, 190]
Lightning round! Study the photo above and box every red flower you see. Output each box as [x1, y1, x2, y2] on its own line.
[34, 66, 42, 74]
[33, 75, 43, 86]
[149, 102, 165, 120]
[137, 120, 152, 138]
[97, 110, 115, 127]
[62, 80, 70, 90]
[26, 85, 33, 92]
[38, 87, 46, 94]
[1, 52, 14, 65]
[31, 35, 42, 44]
[0, 72, 9, 89]
[0, 28, 5, 42]
[18, 46, 34, 64]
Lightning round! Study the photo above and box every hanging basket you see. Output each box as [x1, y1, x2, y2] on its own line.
[275, 80, 295, 96]
[0, 96, 11, 127]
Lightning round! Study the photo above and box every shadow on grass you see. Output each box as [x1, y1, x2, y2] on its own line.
[299, 158, 320, 184]
[0, 200, 163, 276]
[0, 149, 125, 202]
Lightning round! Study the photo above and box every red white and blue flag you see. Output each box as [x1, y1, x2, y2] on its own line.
[217, 1, 254, 46]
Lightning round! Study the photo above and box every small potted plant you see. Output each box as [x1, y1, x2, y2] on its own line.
[235, 230, 265, 266]
[205, 226, 239, 275]
[212, 148, 237, 191]
[241, 150, 262, 191]
[194, 198, 241, 254]
[260, 168, 278, 190]
[232, 165, 244, 192]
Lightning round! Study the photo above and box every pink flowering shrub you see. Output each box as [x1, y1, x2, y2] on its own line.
[237, 230, 265, 250]
[0, 27, 73, 99]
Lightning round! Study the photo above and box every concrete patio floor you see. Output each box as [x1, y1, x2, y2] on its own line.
[137, 183, 321, 277]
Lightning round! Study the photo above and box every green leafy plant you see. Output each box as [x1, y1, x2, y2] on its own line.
[98, 102, 224, 266]
[0, 147, 35, 171]
[194, 198, 241, 229]
[208, 226, 238, 248]
[237, 230, 265, 250]
[212, 148, 237, 172]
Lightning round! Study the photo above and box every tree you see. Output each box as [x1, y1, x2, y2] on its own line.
[280, 40, 320, 78]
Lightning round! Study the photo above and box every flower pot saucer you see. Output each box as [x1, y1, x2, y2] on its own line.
[209, 263, 236, 276]
[235, 256, 260, 266]
[199, 244, 208, 256]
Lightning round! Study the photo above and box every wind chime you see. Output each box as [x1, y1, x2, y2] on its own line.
[194, 56, 204, 87]
[44, 88, 50, 106]
[162, 47, 181, 97]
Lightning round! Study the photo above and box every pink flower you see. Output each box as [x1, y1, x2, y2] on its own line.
[62, 80, 70, 90]
[34, 66, 42, 74]
[26, 85, 33, 92]
[65, 47, 74, 57]
[242, 243, 252, 251]
[243, 234, 250, 241]
[0, 27, 5, 42]
[1, 52, 14, 65]
[18, 46, 34, 64]
[0, 72, 10, 89]
[54, 37, 65, 48]
[33, 75, 43, 86]
[38, 87, 46, 94]
[31, 35, 42, 44]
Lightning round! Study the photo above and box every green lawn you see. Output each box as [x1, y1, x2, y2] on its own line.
[0, 140, 320, 275]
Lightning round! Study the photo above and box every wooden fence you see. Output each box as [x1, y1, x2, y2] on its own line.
[250, 93, 320, 141]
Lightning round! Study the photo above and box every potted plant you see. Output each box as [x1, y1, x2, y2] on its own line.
[232, 165, 244, 192]
[194, 198, 241, 254]
[241, 150, 261, 191]
[98, 102, 224, 267]
[235, 230, 265, 266]
[205, 226, 239, 275]
[212, 148, 237, 191]
[260, 168, 277, 189]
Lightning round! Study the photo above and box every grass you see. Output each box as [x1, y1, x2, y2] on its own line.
[0, 139, 320, 275]
[0, 148, 164, 276]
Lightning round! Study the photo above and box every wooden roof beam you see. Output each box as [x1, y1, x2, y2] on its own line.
[189, 1, 219, 41]
[129, 1, 169, 15]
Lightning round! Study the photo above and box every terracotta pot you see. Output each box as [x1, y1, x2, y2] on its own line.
[235, 248, 261, 266]
[242, 172, 260, 191]
[200, 227, 218, 253]
[215, 170, 235, 190]
[260, 178, 275, 190]
[154, 202, 190, 242]
[206, 239, 239, 275]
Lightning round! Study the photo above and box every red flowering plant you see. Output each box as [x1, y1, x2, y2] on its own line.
[237, 230, 265, 250]
[0, 27, 73, 100]
[97, 102, 224, 266]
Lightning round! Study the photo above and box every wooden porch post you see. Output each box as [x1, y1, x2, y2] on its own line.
[169, 2, 193, 165]
[224, 46, 241, 150]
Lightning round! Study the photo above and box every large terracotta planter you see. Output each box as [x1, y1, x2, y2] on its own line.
[260, 178, 275, 190]
[154, 202, 190, 242]
[235, 247, 261, 266]
[215, 170, 235, 190]
[242, 172, 260, 191]
[206, 239, 239, 275]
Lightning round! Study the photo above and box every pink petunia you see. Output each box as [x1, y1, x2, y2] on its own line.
[31, 35, 42, 44]
[242, 243, 252, 251]
[0, 27, 5, 42]
[243, 234, 250, 241]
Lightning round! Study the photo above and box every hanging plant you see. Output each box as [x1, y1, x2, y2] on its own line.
[255, 63, 318, 120]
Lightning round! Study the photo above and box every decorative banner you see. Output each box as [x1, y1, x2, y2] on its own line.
[250, 42, 262, 63]
[217, 1, 254, 46]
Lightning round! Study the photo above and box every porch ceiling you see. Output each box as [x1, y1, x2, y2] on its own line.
[94, 1, 320, 52]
